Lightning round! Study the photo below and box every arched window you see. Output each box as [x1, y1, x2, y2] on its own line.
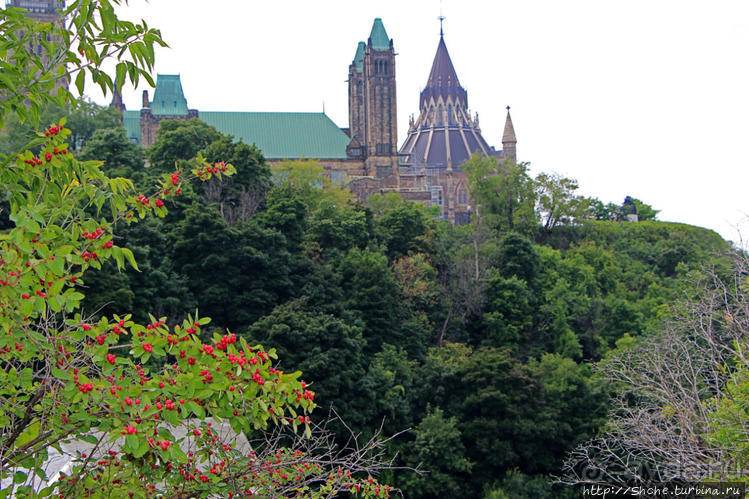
[458, 184, 468, 204]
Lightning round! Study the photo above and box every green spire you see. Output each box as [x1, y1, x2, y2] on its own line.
[369, 18, 390, 50]
[353, 41, 365, 71]
[150, 74, 188, 116]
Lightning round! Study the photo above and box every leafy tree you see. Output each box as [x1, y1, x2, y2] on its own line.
[585, 198, 621, 221]
[306, 200, 373, 256]
[369, 193, 436, 260]
[361, 345, 419, 435]
[271, 159, 351, 208]
[630, 197, 659, 221]
[535, 172, 591, 230]
[442, 347, 546, 494]
[482, 273, 534, 349]
[399, 407, 472, 498]
[146, 119, 222, 174]
[497, 233, 540, 285]
[79, 127, 144, 180]
[169, 205, 293, 331]
[463, 154, 537, 236]
[392, 253, 443, 335]
[256, 182, 309, 249]
[247, 302, 368, 428]
[201, 135, 271, 225]
[337, 248, 403, 355]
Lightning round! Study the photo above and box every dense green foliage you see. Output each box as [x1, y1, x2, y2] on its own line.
[69, 117, 731, 497]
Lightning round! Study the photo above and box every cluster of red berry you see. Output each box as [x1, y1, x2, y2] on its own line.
[82, 228, 105, 240]
[80, 251, 98, 262]
[196, 162, 228, 180]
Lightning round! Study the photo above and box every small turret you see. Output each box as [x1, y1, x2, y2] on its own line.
[110, 88, 125, 112]
[502, 106, 517, 163]
[142, 90, 150, 108]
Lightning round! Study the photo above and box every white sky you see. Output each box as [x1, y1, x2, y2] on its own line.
[36, 0, 749, 241]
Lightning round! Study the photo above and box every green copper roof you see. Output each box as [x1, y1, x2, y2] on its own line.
[123, 110, 141, 145]
[150, 75, 188, 116]
[199, 112, 350, 159]
[369, 18, 390, 50]
[353, 41, 365, 71]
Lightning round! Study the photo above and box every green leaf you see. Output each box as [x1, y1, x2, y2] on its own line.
[121, 247, 139, 271]
[188, 401, 205, 419]
[125, 433, 139, 453]
[80, 434, 99, 445]
[133, 437, 150, 458]
[15, 421, 39, 448]
[75, 70, 85, 96]
[14, 471, 27, 484]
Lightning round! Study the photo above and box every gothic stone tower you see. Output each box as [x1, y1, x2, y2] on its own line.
[348, 18, 399, 186]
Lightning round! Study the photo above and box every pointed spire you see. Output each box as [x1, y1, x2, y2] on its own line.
[502, 106, 517, 144]
[368, 18, 390, 50]
[426, 37, 460, 89]
[353, 41, 365, 71]
[109, 87, 125, 111]
[420, 35, 467, 109]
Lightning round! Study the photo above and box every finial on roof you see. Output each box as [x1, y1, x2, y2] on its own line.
[506, 105, 510, 111]
[439, 0, 445, 38]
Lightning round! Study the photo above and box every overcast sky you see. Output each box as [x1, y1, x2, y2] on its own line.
[45, 1, 749, 242]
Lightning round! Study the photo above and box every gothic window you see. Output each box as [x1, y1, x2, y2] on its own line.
[357, 82, 362, 95]
[458, 185, 468, 204]
[438, 105, 444, 126]
[431, 186, 443, 206]
[383, 61, 388, 75]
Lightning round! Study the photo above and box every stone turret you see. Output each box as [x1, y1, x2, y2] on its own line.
[110, 88, 125, 112]
[502, 106, 517, 163]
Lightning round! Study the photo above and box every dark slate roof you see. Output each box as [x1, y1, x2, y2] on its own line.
[150, 74, 189, 116]
[399, 124, 498, 171]
[369, 18, 390, 50]
[199, 111, 351, 159]
[420, 36, 467, 108]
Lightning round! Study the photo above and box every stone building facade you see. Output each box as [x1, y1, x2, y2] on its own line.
[118, 18, 518, 224]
